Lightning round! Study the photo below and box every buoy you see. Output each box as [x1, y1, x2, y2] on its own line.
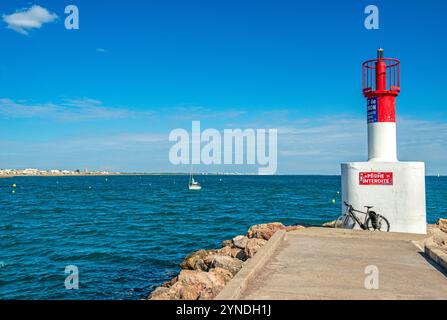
[337, 191, 340, 195]
[12, 184, 16, 188]
[332, 199, 336, 204]
[12, 190, 16, 194]
[88, 186, 92, 189]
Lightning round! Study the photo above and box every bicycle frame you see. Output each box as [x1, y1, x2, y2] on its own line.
[344, 205, 369, 229]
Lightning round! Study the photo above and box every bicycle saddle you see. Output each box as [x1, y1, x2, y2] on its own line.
[364, 206, 374, 209]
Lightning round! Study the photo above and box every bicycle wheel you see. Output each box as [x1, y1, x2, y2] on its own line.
[342, 215, 356, 229]
[334, 215, 344, 228]
[366, 214, 390, 232]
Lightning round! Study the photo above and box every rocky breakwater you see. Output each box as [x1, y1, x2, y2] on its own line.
[149, 222, 304, 300]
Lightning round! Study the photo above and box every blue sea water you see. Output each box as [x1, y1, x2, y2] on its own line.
[0, 175, 445, 300]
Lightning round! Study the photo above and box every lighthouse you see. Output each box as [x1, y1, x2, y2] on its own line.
[341, 49, 426, 234]
[364, 48, 399, 162]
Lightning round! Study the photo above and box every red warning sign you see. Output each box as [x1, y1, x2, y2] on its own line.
[359, 172, 393, 185]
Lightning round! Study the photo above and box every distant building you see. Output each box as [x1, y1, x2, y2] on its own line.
[23, 168, 39, 175]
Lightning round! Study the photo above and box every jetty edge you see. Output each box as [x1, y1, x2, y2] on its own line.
[148, 222, 305, 300]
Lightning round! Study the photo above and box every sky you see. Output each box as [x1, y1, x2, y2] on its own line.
[0, 0, 446, 174]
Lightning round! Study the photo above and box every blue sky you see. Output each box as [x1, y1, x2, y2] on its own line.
[0, 0, 446, 174]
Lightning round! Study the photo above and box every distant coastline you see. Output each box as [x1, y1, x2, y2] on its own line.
[0, 169, 260, 177]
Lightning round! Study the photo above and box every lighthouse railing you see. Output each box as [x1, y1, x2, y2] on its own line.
[362, 58, 400, 96]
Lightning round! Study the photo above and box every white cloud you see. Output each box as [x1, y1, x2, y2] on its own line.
[2, 5, 58, 35]
[96, 48, 107, 53]
[0, 98, 150, 120]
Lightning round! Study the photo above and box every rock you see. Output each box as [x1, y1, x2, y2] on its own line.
[211, 255, 244, 275]
[203, 254, 215, 269]
[231, 247, 247, 260]
[217, 246, 232, 257]
[232, 235, 249, 249]
[180, 249, 213, 271]
[438, 218, 447, 233]
[244, 238, 267, 258]
[179, 284, 200, 300]
[322, 220, 342, 228]
[178, 268, 232, 300]
[199, 268, 233, 300]
[217, 246, 247, 260]
[285, 225, 305, 232]
[149, 286, 179, 300]
[149, 267, 234, 300]
[221, 240, 232, 247]
[246, 222, 285, 240]
[432, 228, 447, 247]
[209, 267, 233, 285]
[423, 224, 447, 255]
[161, 276, 178, 288]
[176, 270, 215, 299]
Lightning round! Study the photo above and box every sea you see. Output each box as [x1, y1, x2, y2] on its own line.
[0, 175, 445, 299]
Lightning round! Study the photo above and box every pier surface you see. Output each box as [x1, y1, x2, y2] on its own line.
[216, 227, 447, 300]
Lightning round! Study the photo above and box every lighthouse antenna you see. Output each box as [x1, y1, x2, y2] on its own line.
[377, 48, 384, 59]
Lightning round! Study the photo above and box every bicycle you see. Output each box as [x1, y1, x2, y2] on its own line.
[336, 201, 390, 232]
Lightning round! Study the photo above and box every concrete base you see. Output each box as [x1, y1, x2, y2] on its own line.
[341, 162, 426, 234]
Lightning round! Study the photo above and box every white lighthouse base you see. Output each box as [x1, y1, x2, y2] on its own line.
[341, 162, 426, 234]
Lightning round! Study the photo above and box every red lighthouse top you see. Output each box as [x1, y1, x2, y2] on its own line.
[362, 49, 400, 98]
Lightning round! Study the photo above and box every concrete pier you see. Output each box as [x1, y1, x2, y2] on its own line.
[216, 227, 447, 300]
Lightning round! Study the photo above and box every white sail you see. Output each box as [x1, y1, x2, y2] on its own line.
[188, 165, 201, 190]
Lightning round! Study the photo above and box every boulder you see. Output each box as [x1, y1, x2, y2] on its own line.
[232, 235, 249, 249]
[438, 218, 447, 233]
[209, 267, 233, 286]
[176, 270, 215, 299]
[217, 245, 232, 257]
[161, 276, 178, 288]
[231, 247, 247, 260]
[180, 249, 214, 271]
[210, 255, 243, 275]
[217, 246, 247, 260]
[179, 284, 200, 300]
[149, 286, 179, 300]
[199, 268, 233, 300]
[221, 240, 232, 247]
[323, 220, 342, 228]
[432, 228, 447, 248]
[244, 238, 267, 258]
[246, 222, 285, 240]
[285, 225, 305, 232]
[177, 268, 232, 300]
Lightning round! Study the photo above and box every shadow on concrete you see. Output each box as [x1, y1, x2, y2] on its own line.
[418, 252, 447, 277]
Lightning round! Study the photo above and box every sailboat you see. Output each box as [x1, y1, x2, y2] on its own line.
[188, 165, 202, 190]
